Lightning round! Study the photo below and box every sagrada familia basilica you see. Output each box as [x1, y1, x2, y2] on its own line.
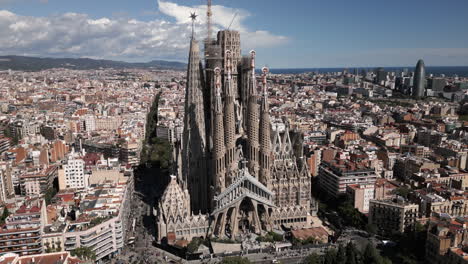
[156, 1, 317, 243]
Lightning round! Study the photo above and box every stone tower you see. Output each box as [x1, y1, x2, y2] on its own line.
[246, 51, 260, 178]
[259, 67, 271, 186]
[182, 36, 209, 213]
[223, 51, 237, 184]
[212, 68, 226, 194]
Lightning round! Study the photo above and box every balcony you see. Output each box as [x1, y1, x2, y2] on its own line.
[0, 244, 42, 254]
[0, 232, 41, 242]
[81, 231, 112, 248]
[90, 234, 113, 249]
[0, 239, 41, 248]
[95, 242, 114, 258]
[80, 231, 97, 241]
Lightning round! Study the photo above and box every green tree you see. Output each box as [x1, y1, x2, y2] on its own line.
[44, 187, 57, 205]
[363, 243, 383, 264]
[0, 207, 10, 224]
[186, 237, 204, 253]
[336, 244, 346, 264]
[3, 127, 19, 145]
[70, 247, 96, 261]
[323, 249, 337, 264]
[304, 253, 322, 264]
[336, 195, 366, 229]
[393, 186, 411, 199]
[220, 256, 251, 264]
[345, 242, 358, 264]
[365, 223, 378, 235]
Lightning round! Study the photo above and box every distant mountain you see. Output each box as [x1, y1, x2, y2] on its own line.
[0, 55, 187, 71]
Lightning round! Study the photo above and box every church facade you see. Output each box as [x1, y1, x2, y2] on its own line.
[156, 5, 317, 243]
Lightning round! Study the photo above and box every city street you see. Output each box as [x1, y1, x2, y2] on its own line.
[113, 166, 181, 264]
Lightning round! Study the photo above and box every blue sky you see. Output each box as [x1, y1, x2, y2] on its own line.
[0, 0, 467, 68]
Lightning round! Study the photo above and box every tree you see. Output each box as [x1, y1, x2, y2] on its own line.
[363, 243, 382, 264]
[70, 247, 96, 261]
[304, 253, 322, 264]
[336, 195, 366, 229]
[323, 249, 337, 264]
[0, 207, 10, 224]
[3, 127, 19, 145]
[220, 256, 251, 264]
[387, 222, 426, 263]
[365, 223, 378, 235]
[336, 244, 346, 264]
[186, 237, 203, 253]
[393, 186, 411, 199]
[345, 242, 358, 264]
[44, 187, 57, 205]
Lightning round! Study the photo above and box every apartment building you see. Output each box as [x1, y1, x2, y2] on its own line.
[61, 179, 132, 262]
[0, 198, 46, 256]
[319, 159, 378, 197]
[346, 183, 375, 213]
[0, 162, 15, 202]
[368, 198, 419, 235]
[425, 214, 468, 264]
[0, 252, 83, 264]
[19, 166, 57, 196]
[58, 151, 88, 190]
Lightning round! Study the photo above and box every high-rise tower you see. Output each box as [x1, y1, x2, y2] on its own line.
[413, 59, 426, 98]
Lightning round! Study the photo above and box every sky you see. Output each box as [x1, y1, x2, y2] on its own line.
[0, 0, 467, 68]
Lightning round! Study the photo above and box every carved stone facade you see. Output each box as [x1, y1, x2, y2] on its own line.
[157, 3, 317, 243]
[156, 175, 210, 243]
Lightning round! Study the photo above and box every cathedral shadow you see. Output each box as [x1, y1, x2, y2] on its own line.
[134, 164, 171, 237]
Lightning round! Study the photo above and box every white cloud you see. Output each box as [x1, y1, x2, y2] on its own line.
[157, 0, 288, 50]
[0, 10, 191, 61]
[0, 1, 288, 62]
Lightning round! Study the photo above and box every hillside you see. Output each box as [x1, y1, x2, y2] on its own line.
[0, 55, 186, 71]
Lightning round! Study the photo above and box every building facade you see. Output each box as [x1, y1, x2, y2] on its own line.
[425, 214, 468, 264]
[346, 184, 375, 213]
[0, 198, 46, 256]
[58, 151, 87, 190]
[157, 4, 317, 243]
[368, 198, 419, 235]
[319, 160, 378, 198]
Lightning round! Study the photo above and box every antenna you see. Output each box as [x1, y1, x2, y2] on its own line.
[206, 0, 212, 42]
[227, 12, 238, 30]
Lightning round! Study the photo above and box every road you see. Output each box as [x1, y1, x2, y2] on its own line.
[113, 166, 181, 264]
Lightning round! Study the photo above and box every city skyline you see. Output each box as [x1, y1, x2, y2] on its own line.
[0, 0, 467, 68]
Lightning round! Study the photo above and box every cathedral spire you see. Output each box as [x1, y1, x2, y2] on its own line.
[247, 50, 260, 177]
[213, 67, 226, 193]
[259, 67, 271, 185]
[249, 50, 257, 96]
[214, 68, 223, 112]
[224, 51, 237, 180]
[182, 26, 208, 213]
[261, 67, 269, 111]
